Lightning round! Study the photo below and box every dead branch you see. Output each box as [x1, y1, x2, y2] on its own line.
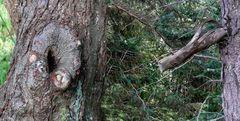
[158, 27, 227, 72]
[111, 1, 226, 72]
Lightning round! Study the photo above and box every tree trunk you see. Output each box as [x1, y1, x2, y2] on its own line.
[0, 0, 107, 121]
[220, 0, 240, 120]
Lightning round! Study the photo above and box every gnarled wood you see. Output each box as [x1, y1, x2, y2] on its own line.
[0, 0, 107, 120]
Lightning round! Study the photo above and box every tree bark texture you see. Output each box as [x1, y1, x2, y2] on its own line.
[220, 0, 240, 120]
[0, 0, 107, 121]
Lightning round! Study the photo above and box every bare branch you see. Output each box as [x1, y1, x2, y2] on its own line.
[111, 0, 172, 46]
[111, 1, 225, 72]
[158, 27, 227, 72]
[194, 54, 219, 61]
[210, 116, 224, 121]
[197, 79, 222, 89]
[197, 95, 209, 121]
[159, 0, 197, 9]
[112, 0, 156, 27]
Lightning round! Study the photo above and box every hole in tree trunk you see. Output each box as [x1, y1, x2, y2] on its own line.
[47, 50, 57, 73]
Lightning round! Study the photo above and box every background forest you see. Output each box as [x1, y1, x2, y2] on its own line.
[0, 0, 224, 120]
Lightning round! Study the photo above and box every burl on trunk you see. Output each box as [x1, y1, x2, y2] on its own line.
[0, 0, 107, 121]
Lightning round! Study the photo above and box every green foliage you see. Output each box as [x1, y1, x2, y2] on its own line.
[155, 0, 221, 48]
[0, 2, 14, 85]
[103, 0, 223, 120]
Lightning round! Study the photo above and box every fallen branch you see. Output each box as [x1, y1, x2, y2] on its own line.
[158, 27, 227, 72]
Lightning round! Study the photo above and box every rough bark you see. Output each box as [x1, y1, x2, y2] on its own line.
[220, 0, 240, 120]
[0, 0, 106, 121]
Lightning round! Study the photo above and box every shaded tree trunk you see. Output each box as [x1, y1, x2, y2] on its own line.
[220, 0, 240, 120]
[0, 0, 106, 121]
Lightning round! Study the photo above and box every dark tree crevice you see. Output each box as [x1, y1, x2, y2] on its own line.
[47, 50, 57, 73]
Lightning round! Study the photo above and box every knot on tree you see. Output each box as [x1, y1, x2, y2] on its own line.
[51, 69, 71, 90]
[31, 23, 81, 90]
